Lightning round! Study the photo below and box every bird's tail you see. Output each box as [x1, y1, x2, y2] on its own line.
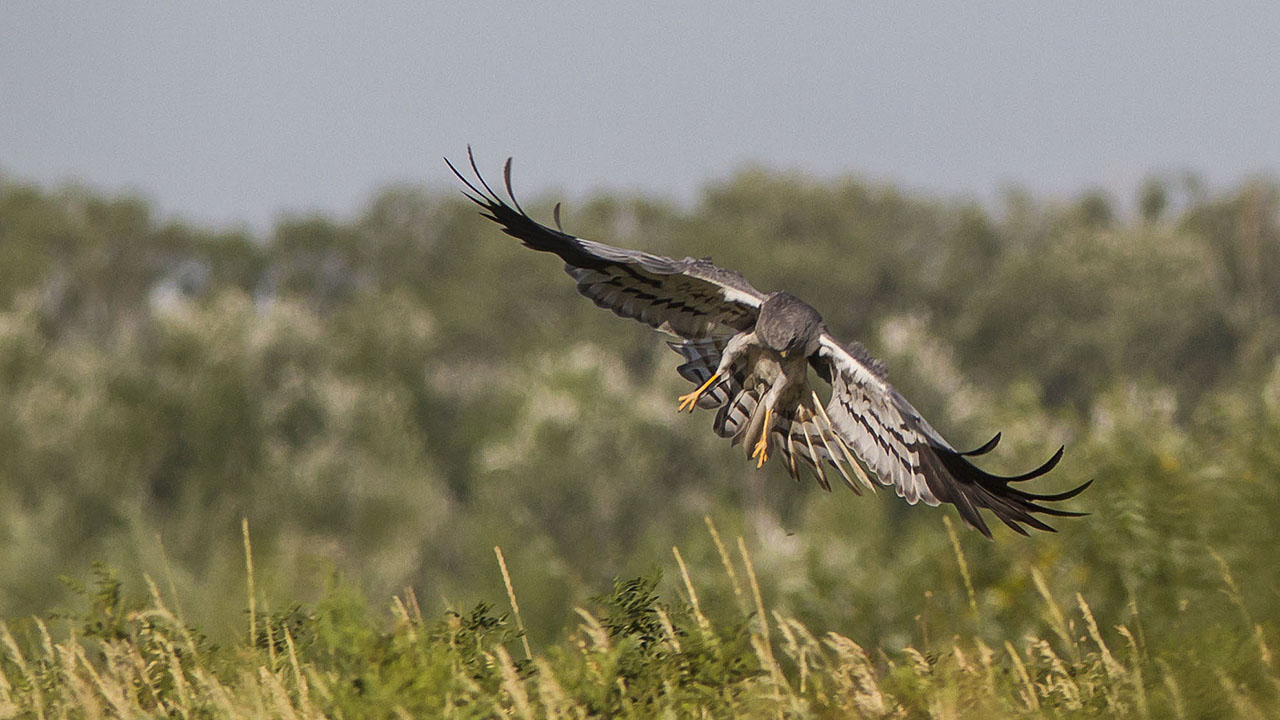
[769, 394, 876, 494]
[669, 340, 872, 493]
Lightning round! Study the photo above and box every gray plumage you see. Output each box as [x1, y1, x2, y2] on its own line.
[449, 149, 1091, 538]
[755, 293, 824, 356]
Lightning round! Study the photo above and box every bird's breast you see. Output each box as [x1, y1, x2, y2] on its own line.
[741, 348, 811, 402]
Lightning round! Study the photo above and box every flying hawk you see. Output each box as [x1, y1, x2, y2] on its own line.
[448, 150, 1090, 537]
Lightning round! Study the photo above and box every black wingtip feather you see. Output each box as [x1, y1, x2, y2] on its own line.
[959, 432, 1002, 457]
[445, 156, 486, 200]
[1012, 477, 1094, 503]
[1005, 446, 1065, 482]
[468, 146, 501, 201]
[503, 157, 526, 214]
[446, 149, 604, 267]
[926, 442, 1090, 538]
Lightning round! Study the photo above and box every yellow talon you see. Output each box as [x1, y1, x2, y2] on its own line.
[750, 407, 772, 468]
[752, 436, 769, 468]
[677, 373, 720, 412]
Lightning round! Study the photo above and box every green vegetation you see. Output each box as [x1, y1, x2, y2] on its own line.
[0, 168, 1278, 716]
[0, 523, 1274, 717]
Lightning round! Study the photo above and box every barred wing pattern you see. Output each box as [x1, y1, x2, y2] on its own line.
[814, 335, 1091, 537]
[672, 336, 1088, 536]
[448, 152, 765, 339]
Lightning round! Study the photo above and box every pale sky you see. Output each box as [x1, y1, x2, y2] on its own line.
[3, 2, 1277, 232]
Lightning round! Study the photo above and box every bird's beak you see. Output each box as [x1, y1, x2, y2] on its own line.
[780, 350, 789, 358]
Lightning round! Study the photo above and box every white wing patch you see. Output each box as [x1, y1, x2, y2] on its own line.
[812, 333, 1088, 538]
[717, 285, 765, 308]
[817, 335, 938, 506]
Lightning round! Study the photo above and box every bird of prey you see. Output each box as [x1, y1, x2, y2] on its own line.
[447, 150, 1090, 537]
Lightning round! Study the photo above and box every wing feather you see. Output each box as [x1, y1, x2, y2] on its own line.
[815, 334, 1090, 537]
[449, 149, 766, 338]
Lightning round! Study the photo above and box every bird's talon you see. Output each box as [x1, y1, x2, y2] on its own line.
[750, 406, 773, 468]
[677, 373, 720, 413]
[752, 436, 769, 467]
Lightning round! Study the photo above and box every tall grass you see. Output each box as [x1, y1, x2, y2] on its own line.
[0, 518, 1273, 718]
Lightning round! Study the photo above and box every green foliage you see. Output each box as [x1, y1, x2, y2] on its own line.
[595, 572, 667, 647]
[57, 562, 131, 642]
[2, 169, 1280, 714]
[1, 553, 1275, 717]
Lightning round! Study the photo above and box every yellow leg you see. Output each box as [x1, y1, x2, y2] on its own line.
[677, 373, 720, 413]
[751, 407, 772, 468]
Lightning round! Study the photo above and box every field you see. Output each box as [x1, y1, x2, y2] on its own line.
[0, 170, 1278, 716]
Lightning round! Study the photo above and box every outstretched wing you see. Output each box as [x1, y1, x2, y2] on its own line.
[813, 334, 1091, 537]
[448, 149, 766, 338]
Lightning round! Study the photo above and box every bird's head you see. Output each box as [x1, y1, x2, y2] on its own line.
[758, 292, 824, 358]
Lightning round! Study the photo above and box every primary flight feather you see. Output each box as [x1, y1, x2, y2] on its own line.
[448, 149, 1090, 538]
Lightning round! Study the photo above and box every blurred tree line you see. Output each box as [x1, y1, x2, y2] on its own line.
[0, 167, 1278, 656]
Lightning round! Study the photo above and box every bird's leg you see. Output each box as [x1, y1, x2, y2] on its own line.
[677, 333, 753, 412]
[678, 373, 721, 412]
[751, 406, 773, 468]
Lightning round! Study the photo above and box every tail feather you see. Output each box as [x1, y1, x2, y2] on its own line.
[769, 402, 868, 495]
[717, 388, 759, 445]
[669, 339, 880, 496]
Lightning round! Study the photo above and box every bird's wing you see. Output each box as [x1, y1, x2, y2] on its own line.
[448, 150, 766, 338]
[813, 334, 1091, 537]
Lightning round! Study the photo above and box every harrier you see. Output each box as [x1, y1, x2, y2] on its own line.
[448, 150, 1090, 537]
